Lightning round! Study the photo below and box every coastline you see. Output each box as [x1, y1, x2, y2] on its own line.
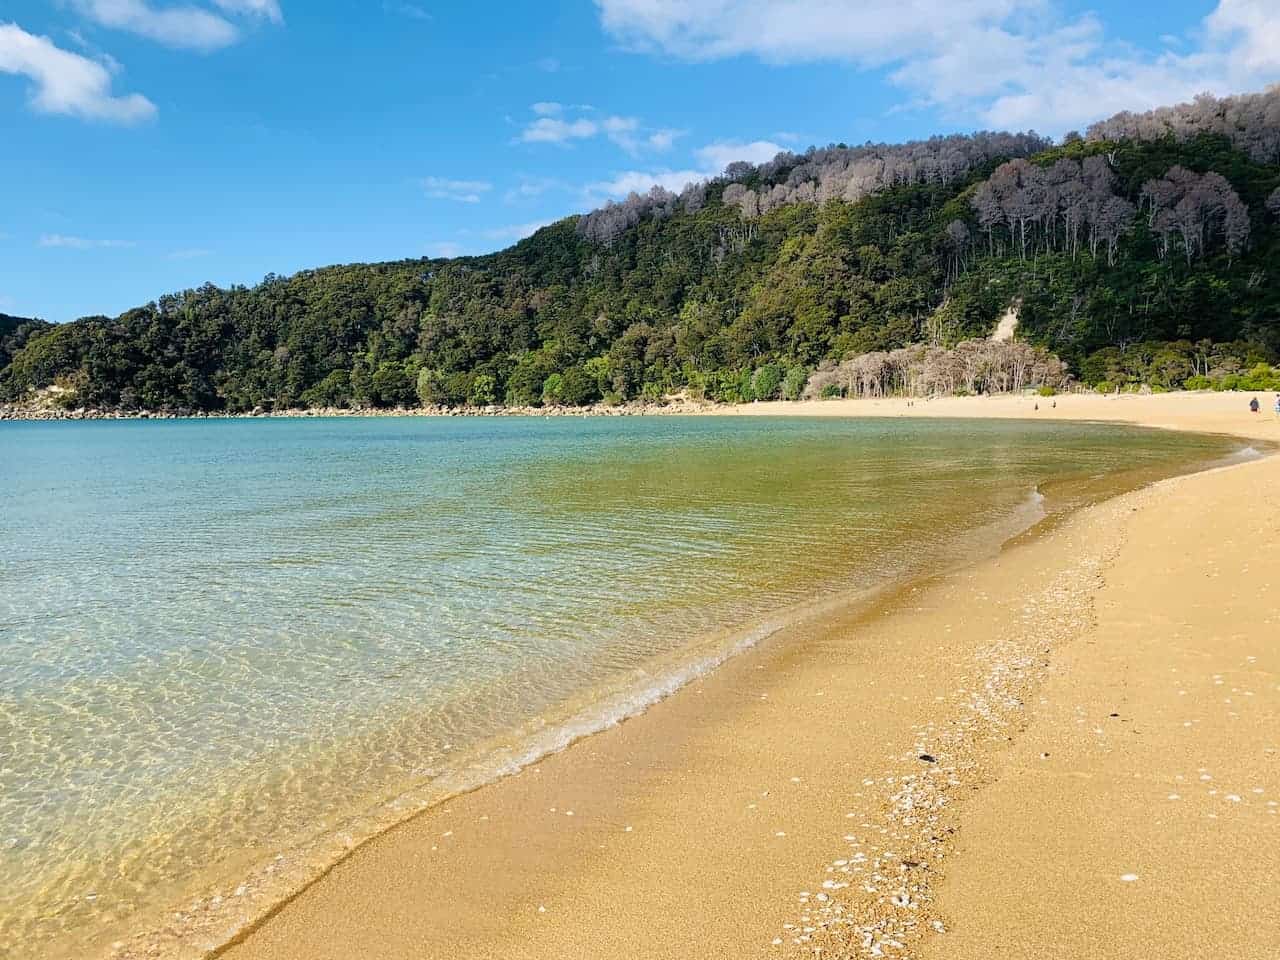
[4, 388, 1277, 433]
[198, 393, 1279, 960]
[75, 393, 1278, 960]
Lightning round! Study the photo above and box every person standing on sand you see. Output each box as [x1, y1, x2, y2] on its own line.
[1249, 397, 1260, 413]
[1274, 394, 1280, 418]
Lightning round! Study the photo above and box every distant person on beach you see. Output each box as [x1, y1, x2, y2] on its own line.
[1274, 395, 1280, 417]
[1249, 397, 1260, 413]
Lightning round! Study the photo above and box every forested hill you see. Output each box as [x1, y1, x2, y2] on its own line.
[5, 88, 1280, 413]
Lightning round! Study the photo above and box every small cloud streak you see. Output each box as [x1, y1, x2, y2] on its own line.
[39, 233, 136, 249]
[212, 0, 283, 23]
[503, 176, 566, 202]
[518, 105, 677, 154]
[646, 128, 682, 150]
[520, 115, 599, 144]
[383, 1, 432, 21]
[423, 176, 493, 203]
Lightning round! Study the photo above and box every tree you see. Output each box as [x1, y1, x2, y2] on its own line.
[370, 361, 414, 407]
[558, 366, 600, 406]
[782, 365, 809, 400]
[751, 363, 783, 400]
[417, 368, 446, 406]
[1087, 88, 1280, 163]
[505, 354, 548, 406]
[1141, 167, 1251, 264]
[468, 374, 497, 406]
[541, 372, 565, 405]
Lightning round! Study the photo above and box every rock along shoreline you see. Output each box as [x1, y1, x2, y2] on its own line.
[0, 399, 718, 422]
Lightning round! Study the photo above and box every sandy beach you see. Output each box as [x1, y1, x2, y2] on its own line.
[207, 391, 1279, 960]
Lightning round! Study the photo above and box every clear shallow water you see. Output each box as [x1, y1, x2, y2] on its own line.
[0, 416, 1236, 957]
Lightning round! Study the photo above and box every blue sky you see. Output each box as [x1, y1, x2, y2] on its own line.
[1, 0, 1276, 322]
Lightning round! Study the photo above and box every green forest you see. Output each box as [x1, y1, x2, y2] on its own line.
[5, 89, 1280, 414]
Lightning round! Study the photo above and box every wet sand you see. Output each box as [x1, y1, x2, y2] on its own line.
[213, 392, 1279, 960]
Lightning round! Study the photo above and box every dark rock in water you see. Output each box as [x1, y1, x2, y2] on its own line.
[919, 754, 937, 763]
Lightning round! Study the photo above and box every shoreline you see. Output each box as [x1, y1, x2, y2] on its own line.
[75, 393, 1280, 960]
[4, 387, 1279, 427]
[0, 400, 704, 422]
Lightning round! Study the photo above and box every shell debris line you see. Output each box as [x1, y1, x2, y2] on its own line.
[774, 496, 1133, 958]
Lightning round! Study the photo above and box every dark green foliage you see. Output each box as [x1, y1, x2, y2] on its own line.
[0, 313, 52, 375]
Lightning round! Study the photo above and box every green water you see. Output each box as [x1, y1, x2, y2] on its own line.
[0, 416, 1239, 958]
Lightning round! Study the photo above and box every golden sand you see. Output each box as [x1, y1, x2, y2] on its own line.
[211, 391, 1279, 960]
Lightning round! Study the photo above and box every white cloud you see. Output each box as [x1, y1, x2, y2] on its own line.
[503, 176, 567, 202]
[71, 1, 240, 52]
[1206, 0, 1280, 75]
[71, 0, 283, 51]
[646, 128, 682, 150]
[594, 0, 1280, 133]
[423, 176, 493, 203]
[595, 0, 1020, 64]
[520, 115, 600, 143]
[518, 105, 679, 153]
[39, 233, 136, 249]
[0, 23, 155, 123]
[603, 113, 642, 150]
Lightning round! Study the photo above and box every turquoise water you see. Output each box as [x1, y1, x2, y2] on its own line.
[0, 416, 1237, 958]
